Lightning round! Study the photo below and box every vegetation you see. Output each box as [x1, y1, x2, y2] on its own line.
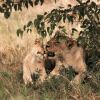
[0, 0, 99, 100]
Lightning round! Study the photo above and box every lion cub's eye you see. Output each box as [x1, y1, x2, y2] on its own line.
[46, 45, 50, 48]
[37, 51, 41, 54]
[54, 41, 60, 45]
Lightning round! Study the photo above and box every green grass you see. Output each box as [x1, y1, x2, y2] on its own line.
[0, 67, 99, 100]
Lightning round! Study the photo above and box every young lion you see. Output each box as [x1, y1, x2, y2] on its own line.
[23, 39, 47, 85]
[46, 37, 87, 84]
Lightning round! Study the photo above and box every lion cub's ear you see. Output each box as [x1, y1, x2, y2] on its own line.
[37, 51, 43, 55]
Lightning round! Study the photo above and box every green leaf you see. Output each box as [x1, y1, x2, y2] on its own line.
[40, 0, 44, 5]
[26, 28, 32, 33]
[41, 30, 47, 37]
[37, 15, 44, 20]
[14, 4, 18, 11]
[78, 6, 85, 19]
[16, 29, 23, 38]
[29, 0, 33, 7]
[67, 14, 74, 23]
[96, 8, 100, 14]
[2, 3, 7, 8]
[95, 14, 99, 21]
[63, 14, 66, 22]
[91, 1, 97, 9]
[23, 25, 26, 30]
[27, 21, 33, 27]
[25, 1, 28, 8]
[27, 29, 30, 33]
[34, 0, 39, 5]
[47, 27, 50, 33]
[72, 28, 78, 32]
[18, 3, 22, 11]
[34, 19, 38, 27]
[0, 6, 4, 13]
[4, 11, 10, 18]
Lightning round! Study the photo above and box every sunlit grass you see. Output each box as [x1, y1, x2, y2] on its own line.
[0, 31, 99, 100]
[0, 2, 99, 99]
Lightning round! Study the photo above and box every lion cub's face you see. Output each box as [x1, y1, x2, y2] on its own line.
[31, 39, 45, 59]
[23, 39, 47, 85]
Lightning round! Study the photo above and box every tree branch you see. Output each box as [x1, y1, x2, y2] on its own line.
[76, 0, 100, 34]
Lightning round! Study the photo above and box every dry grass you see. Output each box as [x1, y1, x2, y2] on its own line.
[0, 37, 99, 99]
[0, 1, 99, 100]
[0, 70, 99, 100]
[0, 29, 99, 100]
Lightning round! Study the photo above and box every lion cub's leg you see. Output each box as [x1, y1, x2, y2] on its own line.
[72, 61, 87, 85]
[23, 65, 33, 85]
[39, 67, 47, 82]
[38, 62, 47, 82]
[23, 73, 33, 85]
[49, 61, 63, 77]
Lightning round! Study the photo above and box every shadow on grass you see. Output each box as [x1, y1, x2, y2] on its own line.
[0, 68, 100, 100]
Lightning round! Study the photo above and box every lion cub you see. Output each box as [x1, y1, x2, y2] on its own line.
[23, 39, 47, 85]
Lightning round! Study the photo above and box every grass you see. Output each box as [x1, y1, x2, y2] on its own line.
[0, 64, 99, 100]
[0, 3, 99, 99]
[0, 31, 99, 100]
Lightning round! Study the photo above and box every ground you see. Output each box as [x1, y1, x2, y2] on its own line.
[0, 0, 99, 100]
[0, 59, 100, 100]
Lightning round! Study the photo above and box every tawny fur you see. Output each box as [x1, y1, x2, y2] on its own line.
[46, 39, 87, 84]
[23, 39, 47, 85]
[23, 37, 87, 85]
